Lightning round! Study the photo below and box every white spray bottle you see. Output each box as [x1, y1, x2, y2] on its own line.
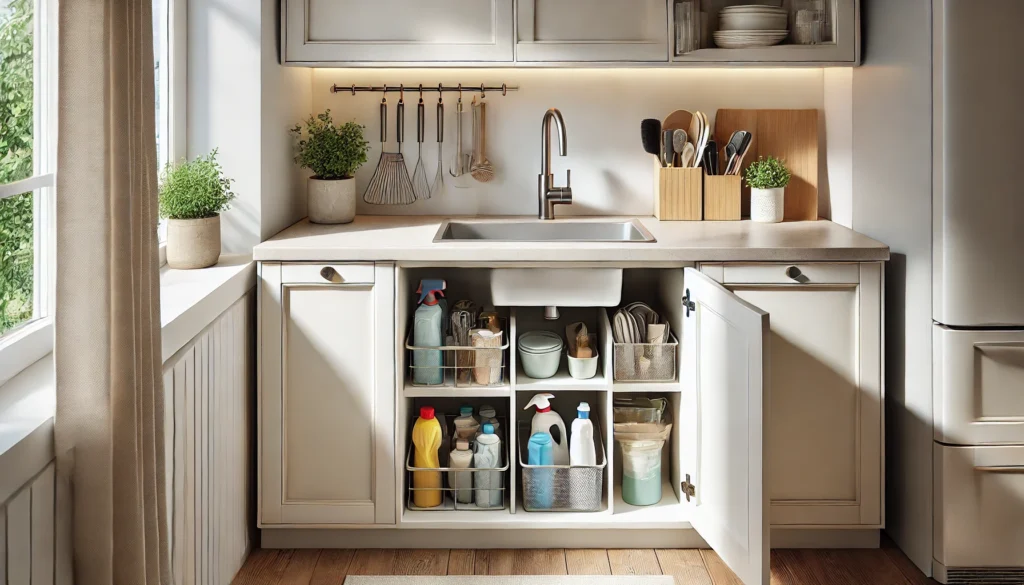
[524, 393, 569, 465]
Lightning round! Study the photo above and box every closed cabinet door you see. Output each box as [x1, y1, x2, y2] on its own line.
[516, 0, 669, 62]
[282, 0, 514, 64]
[701, 262, 883, 527]
[260, 263, 395, 526]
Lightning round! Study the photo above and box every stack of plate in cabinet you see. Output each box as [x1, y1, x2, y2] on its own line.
[714, 5, 788, 48]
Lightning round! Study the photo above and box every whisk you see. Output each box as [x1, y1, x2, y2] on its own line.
[430, 97, 445, 197]
[363, 96, 416, 205]
[411, 96, 431, 200]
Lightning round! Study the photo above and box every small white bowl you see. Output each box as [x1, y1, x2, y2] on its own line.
[567, 352, 600, 380]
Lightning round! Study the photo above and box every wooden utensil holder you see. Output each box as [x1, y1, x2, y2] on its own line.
[655, 165, 703, 221]
[703, 175, 742, 221]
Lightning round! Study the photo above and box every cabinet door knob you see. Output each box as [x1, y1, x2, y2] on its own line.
[785, 266, 802, 280]
[320, 266, 338, 282]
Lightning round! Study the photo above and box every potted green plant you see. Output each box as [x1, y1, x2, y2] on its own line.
[159, 149, 236, 269]
[744, 155, 792, 223]
[292, 110, 369, 224]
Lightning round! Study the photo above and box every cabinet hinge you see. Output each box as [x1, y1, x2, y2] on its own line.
[681, 474, 695, 501]
[682, 289, 696, 317]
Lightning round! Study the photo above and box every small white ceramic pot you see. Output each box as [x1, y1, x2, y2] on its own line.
[166, 215, 221, 269]
[308, 177, 356, 224]
[751, 187, 785, 223]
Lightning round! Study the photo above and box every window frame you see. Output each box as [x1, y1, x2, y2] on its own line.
[0, 0, 57, 387]
[155, 0, 187, 267]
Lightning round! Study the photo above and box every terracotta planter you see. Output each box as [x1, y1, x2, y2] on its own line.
[166, 215, 221, 269]
[751, 187, 785, 223]
[308, 177, 356, 224]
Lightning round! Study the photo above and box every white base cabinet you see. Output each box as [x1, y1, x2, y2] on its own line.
[259, 262, 396, 526]
[257, 261, 885, 585]
[701, 263, 884, 528]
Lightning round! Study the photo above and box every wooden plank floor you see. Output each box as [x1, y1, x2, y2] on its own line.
[232, 539, 938, 585]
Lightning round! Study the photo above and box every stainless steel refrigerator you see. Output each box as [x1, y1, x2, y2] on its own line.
[931, 1, 1024, 582]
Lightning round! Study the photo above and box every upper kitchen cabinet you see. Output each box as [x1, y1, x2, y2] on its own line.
[281, 0, 514, 65]
[672, 0, 859, 65]
[515, 0, 669, 62]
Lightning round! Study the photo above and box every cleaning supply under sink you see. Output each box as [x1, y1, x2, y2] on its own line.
[449, 438, 474, 505]
[527, 431, 554, 510]
[524, 393, 569, 465]
[454, 405, 480, 440]
[473, 423, 503, 508]
[412, 279, 446, 385]
[412, 406, 443, 508]
[570, 402, 596, 466]
[476, 405, 500, 438]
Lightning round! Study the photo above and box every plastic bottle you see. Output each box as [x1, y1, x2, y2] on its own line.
[454, 405, 480, 440]
[570, 402, 596, 466]
[527, 432, 554, 509]
[476, 405, 500, 437]
[412, 280, 446, 385]
[524, 393, 569, 465]
[473, 423, 503, 508]
[448, 438, 474, 505]
[411, 406, 443, 508]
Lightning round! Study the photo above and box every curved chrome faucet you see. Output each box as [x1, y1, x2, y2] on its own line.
[538, 108, 572, 220]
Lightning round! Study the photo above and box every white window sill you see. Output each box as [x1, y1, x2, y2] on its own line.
[0, 253, 256, 487]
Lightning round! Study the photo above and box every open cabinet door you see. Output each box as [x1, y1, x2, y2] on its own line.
[680, 268, 770, 585]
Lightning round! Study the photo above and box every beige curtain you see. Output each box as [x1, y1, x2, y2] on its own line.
[55, 0, 170, 583]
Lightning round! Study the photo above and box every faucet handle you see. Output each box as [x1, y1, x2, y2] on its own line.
[565, 169, 571, 189]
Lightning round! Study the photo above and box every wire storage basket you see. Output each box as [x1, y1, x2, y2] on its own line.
[406, 319, 509, 388]
[517, 422, 606, 512]
[406, 417, 509, 511]
[612, 331, 679, 382]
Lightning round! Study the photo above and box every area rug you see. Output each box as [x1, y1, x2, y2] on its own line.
[344, 577, 674, 585]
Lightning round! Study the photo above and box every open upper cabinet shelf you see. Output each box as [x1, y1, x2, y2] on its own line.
[281, 0, 859, 67]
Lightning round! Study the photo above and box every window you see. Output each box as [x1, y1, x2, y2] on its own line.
[0, 0, 55, 385]
[154, 0, 185, 255]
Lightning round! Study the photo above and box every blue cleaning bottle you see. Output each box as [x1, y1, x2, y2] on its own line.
[527, 432, 554, 510]
[413, 279, 446, 385]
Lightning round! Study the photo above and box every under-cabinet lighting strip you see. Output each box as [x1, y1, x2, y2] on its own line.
[330, 83, 519, 97]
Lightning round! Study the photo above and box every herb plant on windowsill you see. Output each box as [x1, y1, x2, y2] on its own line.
[743, 155, 791, 223]
[292, 110, 369, 225]
[159, 149, 236, 269]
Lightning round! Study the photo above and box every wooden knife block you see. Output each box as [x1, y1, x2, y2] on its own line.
[655, 165, 703, 221]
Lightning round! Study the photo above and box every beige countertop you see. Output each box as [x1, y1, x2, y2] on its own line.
[254, 216, 889, 264]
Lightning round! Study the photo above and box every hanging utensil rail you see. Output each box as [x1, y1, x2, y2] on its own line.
[330, 83, 519, 96]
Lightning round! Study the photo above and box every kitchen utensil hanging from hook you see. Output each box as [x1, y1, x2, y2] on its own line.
[363, 87, 415, 205]
[430, 86, 445, 198]
[412, 86, 431, 200]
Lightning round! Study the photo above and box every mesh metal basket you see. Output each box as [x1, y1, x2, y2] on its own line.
[518, 422, 606, 512]
[406, 417, 509, 511]
[406, 319, 509, 388]
[612, 332, 678, 382]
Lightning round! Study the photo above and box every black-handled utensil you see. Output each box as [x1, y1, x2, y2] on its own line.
[641, 119, 663, 166]
[702, 138, 718, 175]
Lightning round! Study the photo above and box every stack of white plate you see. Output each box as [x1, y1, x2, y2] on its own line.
[715, 5, 788, 48]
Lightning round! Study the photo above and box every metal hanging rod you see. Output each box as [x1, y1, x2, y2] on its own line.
[330, 83, 519, 97]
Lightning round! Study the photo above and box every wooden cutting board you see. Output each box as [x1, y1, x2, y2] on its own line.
[713, 109, 819, 221]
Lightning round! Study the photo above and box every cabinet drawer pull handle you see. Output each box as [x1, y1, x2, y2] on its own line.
[320, 266, 339, 282]
[975, 465, 1024, 473]
[785, 266, 802, 280]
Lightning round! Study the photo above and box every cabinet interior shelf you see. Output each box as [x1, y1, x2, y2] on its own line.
[402, 385, 511, 399]
[514, 361, 609, 392]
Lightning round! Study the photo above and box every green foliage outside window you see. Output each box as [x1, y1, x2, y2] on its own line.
[0, 0, 35, 334]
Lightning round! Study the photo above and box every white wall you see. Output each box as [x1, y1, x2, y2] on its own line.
[310, 68, 831, 218]
[851, 0, 934, 575]
[188, 0, 311, 252]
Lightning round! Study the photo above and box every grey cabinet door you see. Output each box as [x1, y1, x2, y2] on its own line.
[283, 0, 514, 64]
[516, 0, 669, 62]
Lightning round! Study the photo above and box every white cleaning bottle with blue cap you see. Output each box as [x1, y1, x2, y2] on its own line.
[412, 279, 446, 385]
[524, 393, 569, 465]
[569, 402, 596, 466]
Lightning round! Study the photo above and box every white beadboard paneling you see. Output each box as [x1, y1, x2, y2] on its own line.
[31, 464, 55, 585]
[310, 68, 826, 217]
[162, 293, 253, 585]
[7, 485, 31, 585]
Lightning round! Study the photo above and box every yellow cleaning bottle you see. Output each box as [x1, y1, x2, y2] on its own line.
[412, 405, 443, 507]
